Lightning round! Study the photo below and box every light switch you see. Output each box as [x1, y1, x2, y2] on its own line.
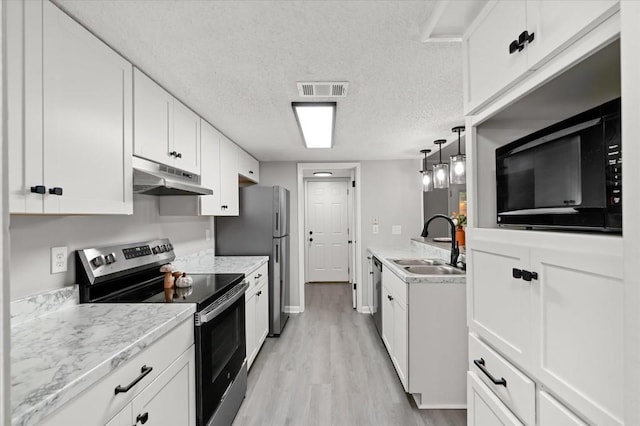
[392, 225, 402, 235]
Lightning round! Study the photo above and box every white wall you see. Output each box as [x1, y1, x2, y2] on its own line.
[1, 1, 10, 420]
[360, 159, 423, 304]
[260, 159, 423, 309]
[9, 195, 213, 300]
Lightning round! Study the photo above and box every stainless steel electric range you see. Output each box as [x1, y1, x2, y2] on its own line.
[76, 239, 248, 426]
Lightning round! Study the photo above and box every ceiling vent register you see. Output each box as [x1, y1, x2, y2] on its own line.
[297, 82, 349, 98]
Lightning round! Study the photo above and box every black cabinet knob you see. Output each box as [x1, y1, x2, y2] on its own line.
[309, 231, 313, 235]
[176, 152, 182, 158]
[169, 151, 177, 157]
[522, 270, 538, 282]
[249, 170, 254, 174]
[48, 187, 63, 196]
[512, 268, 522, 279]
[30, 185, 46, 194]
[136, 412, 149, 424]
[309, 238, 313, 242]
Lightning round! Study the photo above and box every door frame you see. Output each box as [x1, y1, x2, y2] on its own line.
[304, 178, 351, 284]
[297, 163, 362, 313]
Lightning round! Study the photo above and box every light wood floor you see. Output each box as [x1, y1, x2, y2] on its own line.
[233, 283, 467, 426]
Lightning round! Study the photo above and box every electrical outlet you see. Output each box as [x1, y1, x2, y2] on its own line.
[51, 246, 67, 274]
[392, 225, 402, 235]
[372, 217, 379, 225]
[373, 224, 379, 234]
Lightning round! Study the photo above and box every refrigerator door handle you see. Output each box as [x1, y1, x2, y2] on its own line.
[276, 244, 279, 263]
[276, 212, 279, 231]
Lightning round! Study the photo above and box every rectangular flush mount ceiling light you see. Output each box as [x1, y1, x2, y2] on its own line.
[292, 102, 336, 149]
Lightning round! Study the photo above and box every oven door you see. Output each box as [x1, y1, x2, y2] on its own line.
[195, 282, 248, 426]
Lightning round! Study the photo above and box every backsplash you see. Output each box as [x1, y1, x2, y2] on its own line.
[9, 195, 214, 300]
[11, 286, 78, 326]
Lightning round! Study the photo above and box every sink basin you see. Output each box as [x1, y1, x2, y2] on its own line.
[391, 258, 444, 266]
[404, 265, 465, 275]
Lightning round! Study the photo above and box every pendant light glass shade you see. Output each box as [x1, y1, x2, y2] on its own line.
[450, 126, 466, 185]
[419, 149, 433, 192]
[433, 139, 449, 189]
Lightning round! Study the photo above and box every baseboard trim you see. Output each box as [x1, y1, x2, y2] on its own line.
[412, 393, 466, 410]
[285, 306, 301, 314]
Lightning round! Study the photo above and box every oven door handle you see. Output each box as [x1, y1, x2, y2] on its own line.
[196, 281, 249, 325]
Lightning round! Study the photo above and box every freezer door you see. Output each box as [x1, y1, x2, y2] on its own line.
[269, 235, 290, 335]
[273, 186, 290, 238]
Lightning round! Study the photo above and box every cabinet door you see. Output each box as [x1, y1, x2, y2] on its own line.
[199, 120, 222, 215]
[467, 372, 524, 426]
[245, 292, 257, 369]
[218, 136, 239, 216]
[104, 405, 132, 426]
[173, 99, 200, 174]
[526, 0, 619, 69]
[7, 0, 44, 213]
[393, 299, 408, 391]
[238, 148, 259, 183]
[255, 279, 270, 351]
[539, 391, 587, 426]
[41, 1, 132, 214]
[131, 346, 196, 426]
[467, 238, 532, 369]
[133, 68, 173, 166]
[463, 0, 528, 113]
[530, 248, 623, 426]
[381, 286, 394, 355]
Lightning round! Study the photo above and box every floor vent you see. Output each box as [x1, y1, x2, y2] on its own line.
[297, 82, 349, 98]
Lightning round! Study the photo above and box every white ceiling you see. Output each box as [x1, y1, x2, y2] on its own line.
[54, 0, 467, 162]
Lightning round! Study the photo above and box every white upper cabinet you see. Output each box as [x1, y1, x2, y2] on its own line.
[237, 148, 259, 183]
[463, 1, 529, 114]
[198, 120, 222, 214]
[172, 99, 200, 174]
[218, 136, 240, 216]
[8, 0, 133, 215]
[133, 68, 173, 167]
[463, 0, 619, 113]
[133, 68, 200, 175]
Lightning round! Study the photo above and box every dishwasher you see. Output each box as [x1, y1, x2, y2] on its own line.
[372, 256, 383, 337]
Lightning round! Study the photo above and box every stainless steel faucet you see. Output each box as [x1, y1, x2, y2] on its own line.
[421, 214, 460, 266]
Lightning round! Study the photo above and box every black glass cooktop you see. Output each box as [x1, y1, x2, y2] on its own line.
[100, 273, 245, 310]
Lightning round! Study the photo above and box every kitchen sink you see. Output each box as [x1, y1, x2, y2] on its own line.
[391, 258, 444, 266]
[403, 265, 465, 275]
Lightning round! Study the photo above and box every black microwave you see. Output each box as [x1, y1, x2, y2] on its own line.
[495, 98, 621, 233]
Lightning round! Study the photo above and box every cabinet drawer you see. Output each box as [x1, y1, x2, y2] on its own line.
[469, 334, 535, 425]
[43, 319, 194, 426]
[247, 263, 268, 296]
[539, 391, 587, 426]
[382, 266, 407, 306]
[468, 372, 523, 426]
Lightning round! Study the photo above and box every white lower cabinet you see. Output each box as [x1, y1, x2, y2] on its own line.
[245, 263, 269, 370]
[468, 372, 524, 426]
[380, 265, 467, 407]
[42, 319, 195, 426]
[467, 231, 624, 426]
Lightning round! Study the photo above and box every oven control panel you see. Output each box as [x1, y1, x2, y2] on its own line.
[123, 245, 152, 259]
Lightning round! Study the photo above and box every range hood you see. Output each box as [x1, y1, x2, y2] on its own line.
[133, 157, 213, 196]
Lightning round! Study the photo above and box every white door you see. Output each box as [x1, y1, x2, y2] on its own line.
[306, 180, 350, 282]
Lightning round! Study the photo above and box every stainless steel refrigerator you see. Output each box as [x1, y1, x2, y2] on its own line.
[215, 186, 290, 336]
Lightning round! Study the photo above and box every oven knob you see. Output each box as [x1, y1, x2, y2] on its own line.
[152, 246, 159, 254]
[105, 252, 117, 264]
[159, 245, 166, 253]
[91, 255, 106, 268]
[167, 243, 173, 251]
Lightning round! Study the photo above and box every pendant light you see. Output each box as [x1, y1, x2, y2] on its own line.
[433, 139, 449, 189]
[450, 126, 466, 184]
[419, 149, 433, 192]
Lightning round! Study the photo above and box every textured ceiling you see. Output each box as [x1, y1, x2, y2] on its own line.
[54, 0, 464, 162]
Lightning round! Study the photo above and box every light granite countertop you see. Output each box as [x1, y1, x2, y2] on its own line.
[367, 238, 466, 284]
[11, 294, 195, 426]
[173, 248, 268, 276]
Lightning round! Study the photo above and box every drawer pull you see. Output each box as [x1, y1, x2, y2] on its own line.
[114, 365, 153, 394]
[474, 358, 507, 387]
[136, 412, 149, 424]
[257, 290, 262, 296]
[387, 295, 394, 301]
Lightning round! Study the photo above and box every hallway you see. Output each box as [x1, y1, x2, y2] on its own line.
[234, 283, 466, 426]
